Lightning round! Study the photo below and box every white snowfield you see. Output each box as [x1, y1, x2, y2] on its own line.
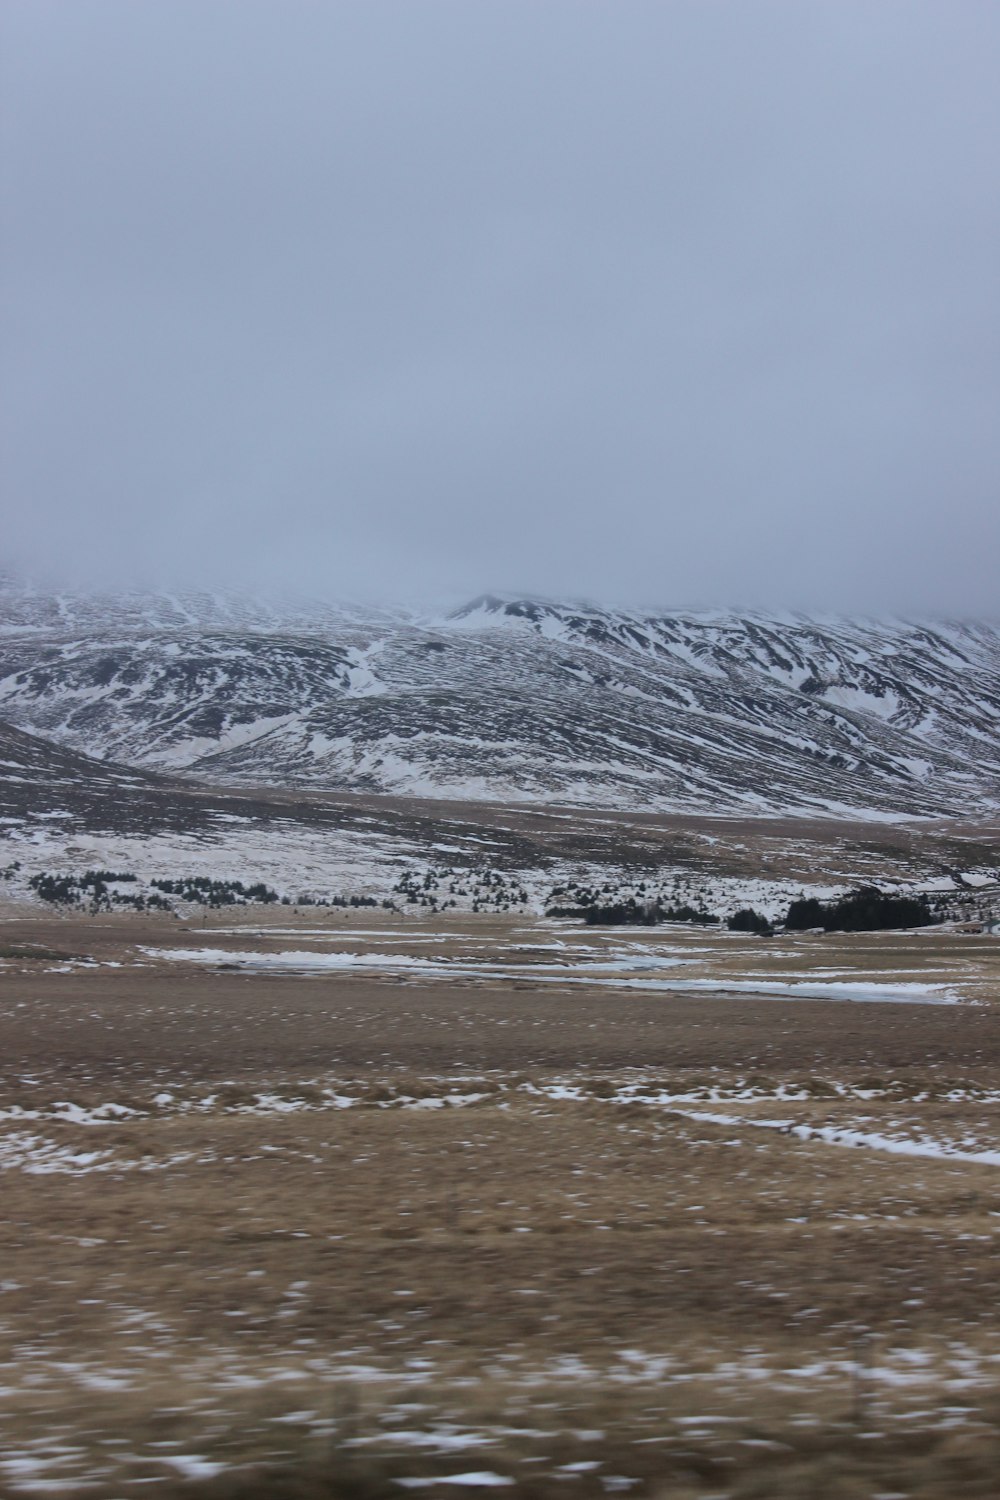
[11, 810, 987, 926]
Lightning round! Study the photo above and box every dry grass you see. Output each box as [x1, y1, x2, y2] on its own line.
[0, 910, 998, 1496]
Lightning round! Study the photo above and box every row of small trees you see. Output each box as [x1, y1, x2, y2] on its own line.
[25, 869, 403, 912]
[571, 885, 934, 934]
[583, 899, 718, 927]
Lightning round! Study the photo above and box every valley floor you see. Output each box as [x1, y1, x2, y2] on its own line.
[0, 909, 998, 1498]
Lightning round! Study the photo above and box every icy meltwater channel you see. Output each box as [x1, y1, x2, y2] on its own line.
[141, 941, 961, 1005]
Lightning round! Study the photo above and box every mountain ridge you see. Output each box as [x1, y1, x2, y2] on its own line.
[0, 581, 997, 819]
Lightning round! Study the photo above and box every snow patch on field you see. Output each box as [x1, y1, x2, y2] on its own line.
[668, 1110, 1000, 1167]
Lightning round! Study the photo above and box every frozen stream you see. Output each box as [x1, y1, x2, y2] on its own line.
[142, 945, 960, 1005]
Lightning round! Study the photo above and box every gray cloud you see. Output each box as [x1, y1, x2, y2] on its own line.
[2, 0, 998, 612]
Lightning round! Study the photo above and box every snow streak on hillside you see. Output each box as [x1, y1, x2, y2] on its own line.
[0, 584, 998, 818]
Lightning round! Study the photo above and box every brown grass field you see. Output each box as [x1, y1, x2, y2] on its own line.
[0, 907, 998, 1499]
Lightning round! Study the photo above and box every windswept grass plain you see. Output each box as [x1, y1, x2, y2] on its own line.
[0, 908, 998, 1498]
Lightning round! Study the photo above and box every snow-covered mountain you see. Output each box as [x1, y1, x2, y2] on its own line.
[1, 582, 998, 818]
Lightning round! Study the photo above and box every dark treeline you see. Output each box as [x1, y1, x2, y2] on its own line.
[582, 900, 719, 927]
[727, 908, 773, 935]
[151, 877, 279, 907]
[28, 869, 169, 911]
[784, 885, 933, 932]
[24, 868, 398, 912]
[552, 885, 937, 933]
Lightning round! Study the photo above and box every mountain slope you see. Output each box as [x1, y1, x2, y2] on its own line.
[0, 718, 199, 835]
[0, 583, 998, 817]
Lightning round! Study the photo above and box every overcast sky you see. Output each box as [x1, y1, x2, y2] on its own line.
[2, 1, 998, 613]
